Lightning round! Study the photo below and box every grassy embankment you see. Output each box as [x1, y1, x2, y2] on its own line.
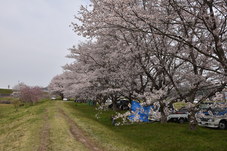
[0, 88, 13, 94]
[0, 101, 46, 151]
[1, 100, 227, 151]
[0, 88, 17, 103]
[0, 101, 87, 151]
[62, 102, 227, 151]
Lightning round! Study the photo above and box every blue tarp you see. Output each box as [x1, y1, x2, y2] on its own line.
[128, 101, 153, 122]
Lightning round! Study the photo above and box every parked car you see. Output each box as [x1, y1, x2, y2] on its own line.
[63, 98, 68, 101]
[108, 100, 130, 110]
[197, 108, 227, 129]
[51, 97, 56, 100]
[105, 99, 112, 106]
[167, 108, 188, 123]
[199, 102, 214, 109]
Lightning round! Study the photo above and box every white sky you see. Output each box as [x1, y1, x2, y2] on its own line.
[0, 0, 90, 88]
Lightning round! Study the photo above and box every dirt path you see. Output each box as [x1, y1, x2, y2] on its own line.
[58, 108, 103, 151]
[37, 109, 50, 151]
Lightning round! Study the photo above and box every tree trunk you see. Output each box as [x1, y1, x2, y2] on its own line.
[160, 112, 167, 123]
[159, 101, 167, 123]
[189, 108, 197, 130]
[112, 100, 118, 111]
[59, 93, 64, 100]
[92, 100, 97, 106]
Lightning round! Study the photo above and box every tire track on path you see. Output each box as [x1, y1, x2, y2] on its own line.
[37, 109, 50, 151]
[58, 108, 103, 151]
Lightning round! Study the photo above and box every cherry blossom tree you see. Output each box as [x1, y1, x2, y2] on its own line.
[14, 83, 43, 105]
[50, 0, 227, 129]
[71, 0, 226, 129]
[63, 37, 147, 110]
[73, 0, 183, 122]
[48, 74, 66, 100]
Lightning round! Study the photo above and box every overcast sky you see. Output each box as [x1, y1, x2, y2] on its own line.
[0, 0, 90, 89]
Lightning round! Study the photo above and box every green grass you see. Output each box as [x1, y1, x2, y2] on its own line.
[0, 101, 48, 151]
[1, 100, 227, 151]
[0, 100, 101, 151]
[0, 96, 19, 103]
[0, 88, 13, 94]
[48, 101, 89, 151]
[63, 102, 227, 151]
[60, 102, 134, 151]
[0, 89, 14, 104]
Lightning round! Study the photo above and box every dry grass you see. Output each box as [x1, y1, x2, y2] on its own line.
[0, 102, 45, 151]
[0, 101, 94, 151]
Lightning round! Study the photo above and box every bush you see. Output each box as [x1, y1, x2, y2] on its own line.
[14, 83, 43, 105]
